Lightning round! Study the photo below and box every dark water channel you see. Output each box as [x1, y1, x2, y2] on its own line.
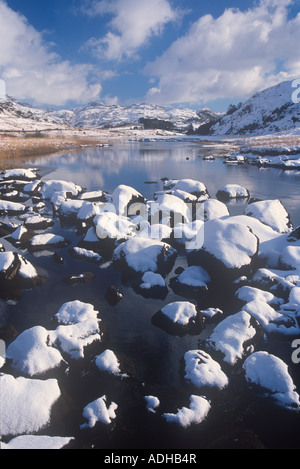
[1, 140, 300, 449]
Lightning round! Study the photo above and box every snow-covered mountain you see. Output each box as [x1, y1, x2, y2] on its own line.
[210, 80, 300, 136]
[0, 96, 70, 132]
[51, 102, 218, 131]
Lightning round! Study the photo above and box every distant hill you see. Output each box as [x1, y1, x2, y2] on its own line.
[210, 80, 300, 136]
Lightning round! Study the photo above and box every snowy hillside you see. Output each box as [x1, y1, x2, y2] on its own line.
[210, 80, 300, 136]
[51, 102, 218, 131]
[0, 97, 69, 132]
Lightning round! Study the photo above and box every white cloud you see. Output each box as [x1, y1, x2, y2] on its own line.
[144, 0, 300, 105]
[0, 0, 101, 106]
[82, 0, 182, 61]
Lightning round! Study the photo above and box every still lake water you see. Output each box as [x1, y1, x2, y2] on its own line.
[2, 139, 300, 449]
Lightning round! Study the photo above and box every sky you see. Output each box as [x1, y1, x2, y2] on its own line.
[0, 0, 299, 111]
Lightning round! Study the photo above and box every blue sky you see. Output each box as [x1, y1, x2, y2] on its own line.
[0, 0, 299, 111]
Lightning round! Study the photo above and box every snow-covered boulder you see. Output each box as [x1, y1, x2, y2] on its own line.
[6, 326, 66, 376]
[94, 349, 129, 378]
[68, 246, 103, 263]
[1, 435, 74, 450]
[171, 179, 209, 199]
[162, 395, 211, 428]
[200, 198, 230, 221]
[0, 200, 27, 215]
[113, 236, 177, 276]
[187, 218, 259, 280]
[39, 180, 82, 199]
[235, 286, 284, 307]
[50, 319, 104, 360]
[170, 265, 210, 298]
[95, 212, 136, 242]
[24, 214, 54, 230]
[29, 233, 71, 252]
[0, 374, 61, 437]
[216, 184, 250, 202]
[172, 220, 204, 248]
[54, 300, 99, 325]
[243, 351, 300, 410]
[184, 350, 229, 390]
[1, 168, 39, 181]
[144, 395, 160, 414]
[153, 301, 204, 336]
[244, 199, 292, 233]
[243, 300, 299, 336]
[80, 395, 118, 429]
[205, 311, 260, 365]
[112, 184, 145, 217]
[149, 193, 192, 227]
[280, 245, 300, 270]
[140, 271, 166, 290]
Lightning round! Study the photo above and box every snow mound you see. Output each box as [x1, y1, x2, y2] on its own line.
[184, 350, 229, 390]
[1, 435, 73, 450]
[55, 300, 99, 325]
[206, 311, 258, 365]
[160, 301, 198, 326]
[6, 326, 65, 376]
[244, 199, 292, 233]
[216, 184, 250, 201]
[0, 374, 61, 436]
[163, 395, 211, 428]
[243, 351, 300, 410]
[80, 395, 118, 429]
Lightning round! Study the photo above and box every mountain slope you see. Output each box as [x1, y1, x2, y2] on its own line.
[210, 80, 300, 136]
[51, 102, 219, 131]
[0, 97, 70, 132]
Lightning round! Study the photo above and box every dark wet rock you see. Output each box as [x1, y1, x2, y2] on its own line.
[288, 226, 300, 242]
[0, 324, 18, 343]
[53, 252, 65, 265]
[105, 285, 124, 305]
[63, 272, 97, 286]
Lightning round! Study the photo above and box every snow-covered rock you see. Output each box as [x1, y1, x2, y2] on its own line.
[95, 212, 136, 242]
[1, 168, 39, 181]
[153, 301, 204, 335]
[184, 350, 229, 390]
[1, 435, 74, 450]
[205, 311, 259, 365]
[0, 200, 27, 215]
[172, 265, 211, 290]
[80, 395, 118, 429]
[140, 271, 166, 289]
[243, 300, 299, 336]
[50, 319, 103, 360]
[95, 349, 128, 378]
[171, 179, 209, 199]
[29, 233, 70, 251]
[235, 286, 284, 307]
[144, 395, 160, 414]
[6, 326, 65, 376]
[280, 246, 300, 270]
[112, 184, 145, 217]
[149, 194, 192, 226]
[216, 184, 250, 202]
[54, 300, 99, 325]
[187, 218, 259, 279]
[162, 395, 211, 428]
[113, 236, 177, 276]
[243, 351, 300, 410]
[200, 199, 230, 221]
[0, 374, 61, 436]
[68, 246, 103, 263]
[244, 199, 292, 233]
[39, 180, 82, 199]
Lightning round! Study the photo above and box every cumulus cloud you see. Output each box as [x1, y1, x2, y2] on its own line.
[144, 0, 300, 105]
[0, 0, 101, 106]
[82, 0, 182, 61]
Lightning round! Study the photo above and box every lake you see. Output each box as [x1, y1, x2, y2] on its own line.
[1, 139, 300, 450]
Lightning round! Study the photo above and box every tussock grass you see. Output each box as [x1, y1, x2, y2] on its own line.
[0, 136, 107, 170]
